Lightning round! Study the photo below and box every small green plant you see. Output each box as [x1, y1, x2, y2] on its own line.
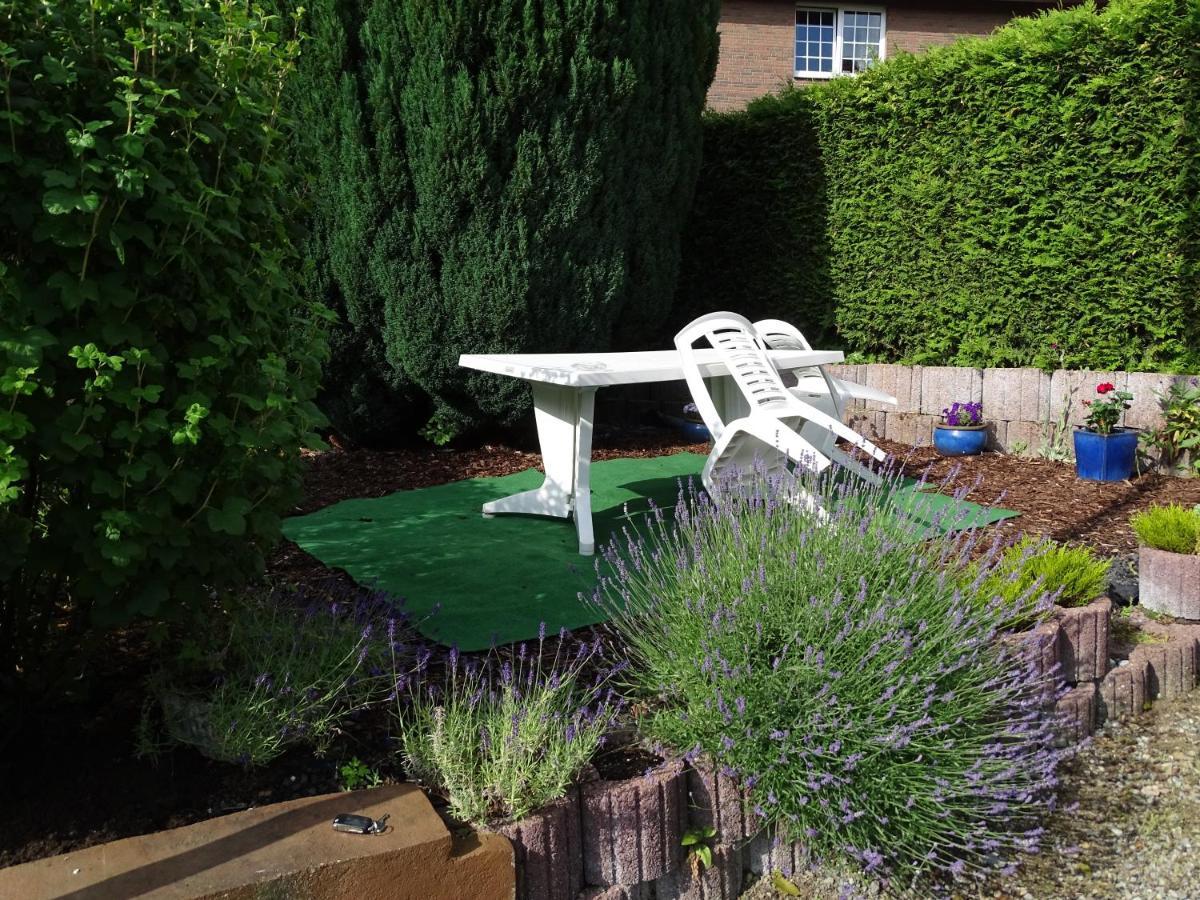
[1145, 379, 1200, 475]
[146, 585, 415, 766]
[1036, 397, 1074, 463]
[682, 826, 717, 873]
[979, 536, 1111, 611]
[340, 757, 384, 791]
[394, 629, 623, 826]
[1131, 505, 1200, 555]
[1081, 383, 1133, 435]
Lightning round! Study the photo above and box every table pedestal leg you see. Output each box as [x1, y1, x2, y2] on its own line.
[481, 384, 597, 555]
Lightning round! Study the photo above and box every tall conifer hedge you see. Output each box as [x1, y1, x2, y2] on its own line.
[290, 0, 720, 443]
[679, 0, 1200, 372]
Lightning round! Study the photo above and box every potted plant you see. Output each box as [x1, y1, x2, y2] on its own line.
[933, 401, 986, 456]
[674, 402, 712, 442]
[1074, 382, 1137, 481]
[1131, 504, 1200, 619]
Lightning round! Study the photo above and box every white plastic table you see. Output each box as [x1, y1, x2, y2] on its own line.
[458, 349, 844, 555]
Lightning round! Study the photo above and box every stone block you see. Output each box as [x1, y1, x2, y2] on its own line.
[1002, 419, 1049, 456]
[919, 365, 983, 417]
[1055, 682, 1098, 745]
[882, 411, 937, 447]
[1122, 372, 1179, 431]
[655, 843, 743, 900]
[580, 884, 653, 900]
[493, 789, 583, 900]
[686, 758, 752, 842]
[1048, 370, 1126, 434]
[1131, 639, 1198, 701]
[1097, 659, 1150, 725]
[744, 828, 810, 878]
[582, 759, 688, 886]
[1139, 546, 1200, 620]
[859, 364, 922, 412]
[981, 367, 1052, 423]
[846, 410, 884, 442]
[1053, 597, 1112, 684]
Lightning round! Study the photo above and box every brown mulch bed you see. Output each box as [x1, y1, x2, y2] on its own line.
[879, 440, 1200, 558]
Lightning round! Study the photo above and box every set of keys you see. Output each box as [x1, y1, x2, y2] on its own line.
[332, 812, 391, 834]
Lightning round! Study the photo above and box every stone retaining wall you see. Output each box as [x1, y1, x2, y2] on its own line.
[606, 364, 1196, 474]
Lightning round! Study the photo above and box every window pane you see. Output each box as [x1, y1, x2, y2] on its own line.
[821, 57, 832, 72]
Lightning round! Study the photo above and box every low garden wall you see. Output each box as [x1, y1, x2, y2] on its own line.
[832, 365, 1195, 470]
[609, 364, 1196, 475]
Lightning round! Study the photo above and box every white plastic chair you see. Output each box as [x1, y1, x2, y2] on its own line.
[674, 312, 886, 498]
[754, 318, 896, 482]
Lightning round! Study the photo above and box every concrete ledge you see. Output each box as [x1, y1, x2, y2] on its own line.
[744, 828, 808, 879]
[582, 759, 687, 886]
[1053, 597, 1112, 684]
[0, 785, 514, 900]
[1139, 546, 1200, 619]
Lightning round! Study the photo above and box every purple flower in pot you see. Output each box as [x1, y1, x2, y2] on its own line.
[934, 401, 987, 456]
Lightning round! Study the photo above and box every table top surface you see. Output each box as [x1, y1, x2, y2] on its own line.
[458, 348, 844, 387]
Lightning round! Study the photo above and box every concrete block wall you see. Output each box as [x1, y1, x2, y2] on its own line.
[832, 364, 1197, 472]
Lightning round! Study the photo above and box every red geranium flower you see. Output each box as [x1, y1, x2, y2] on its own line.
[1096, 382, 1115, 394]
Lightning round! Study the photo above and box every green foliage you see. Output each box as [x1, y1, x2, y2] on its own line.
[980, 537, 1111, 611]
[592, 471, 1066, 881]
[1131, 504, 1200, 554]
[0, 1, 330, 681]
[339, 757, 384, 791]
[146, 586, 411, 766]
[285, 0, 720, 443]
[678, 0, 1200, 370]
[395, 633, 621, 825]
[1145, 378, 1200, 475]
[682, 826, 718, 871]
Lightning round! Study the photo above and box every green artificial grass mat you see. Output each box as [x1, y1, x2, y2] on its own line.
[283, 452, 1017, 650]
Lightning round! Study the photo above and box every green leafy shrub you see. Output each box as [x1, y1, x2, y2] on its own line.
[1131, 504, 1200, 555]
[592, 470, 1067, 882]
[979, 537, 1111, 611]
[284, 0, 721, 443]
[146, 585, 413, 766]
[1145, 378, 1200, 476]
[677, 0, 1199, 370]
[0, 0, 329, 683]
[395, 629, 622, 825]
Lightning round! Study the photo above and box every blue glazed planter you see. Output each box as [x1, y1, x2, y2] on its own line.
[663, 415, 712, 443]
[933, 423, 987, 456]
[1073, 428, 1138, 481]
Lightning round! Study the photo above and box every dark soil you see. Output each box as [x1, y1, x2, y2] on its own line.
[4, 427, 1197, 869]
[592, 744, 666, 781]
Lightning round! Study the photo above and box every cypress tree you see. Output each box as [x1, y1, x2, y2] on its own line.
[292, 0, 720, 441]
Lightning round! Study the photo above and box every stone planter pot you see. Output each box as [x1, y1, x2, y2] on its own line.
[656, 842, 743, 900]
[1052, 596, 1112, 684]
[489, 790, 583, 900]
[1139, 546, 1200, 619]
[1130, 638, 1198, 701]
[1054, 682, 1097, 746]
[1097, 659, 1150, 726]
[581, 757, 688, 886]
[685, 757, 752, 844]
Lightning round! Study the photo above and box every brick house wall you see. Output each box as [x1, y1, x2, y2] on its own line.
[708, 0, 1077, 111]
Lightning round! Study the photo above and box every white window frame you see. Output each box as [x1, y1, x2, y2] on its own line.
[794, 5, 887, 80]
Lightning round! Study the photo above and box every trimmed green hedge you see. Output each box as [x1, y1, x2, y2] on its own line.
[289, 0, 721, 444]
[678, 0, 1200, 371]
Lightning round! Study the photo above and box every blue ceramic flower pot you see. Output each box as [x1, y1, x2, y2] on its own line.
[933, 424, 987, 456]
[1073, 428, 1138, 481]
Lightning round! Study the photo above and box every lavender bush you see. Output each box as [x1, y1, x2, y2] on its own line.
[394, 627, 623, 825]
[592, 468, 1068, 885]
[146, 584, 416, 766]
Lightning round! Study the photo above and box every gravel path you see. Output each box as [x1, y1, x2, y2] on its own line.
[740, 691, 1200, 899]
